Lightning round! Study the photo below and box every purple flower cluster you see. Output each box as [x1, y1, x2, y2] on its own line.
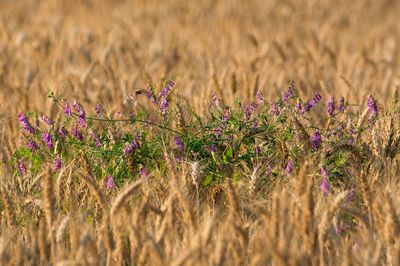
[59, 127, 68, 138]
[206, 144, 216, 153]
[349, 123, 357, 144]
[28, 141, 37, 154]
[338, 97, 348, 112]
[73, 124, 83, 141]
[212, 92, 221, 108]
[321, 165, 330, 178]
[92, 131, 102, 148]
[54, 155, 63, 171]
[214, 126, 223, 137]
[243, 102, 258, 121]
[256, 90, 265, 105]
[79, 110, 86, 128]
[255, 145, 262, 154]
[367, 95, 379, 121]
[160, 98, 169, 116]
[106, 175, 116, 190]
[328, 98, 335, 116]
[95, 104, 104, 117]
[42, 115, 55, 126]
[174, 136, 185, 151]
[18, 112, 36, 134]
[319, 178, 331, 195]
[300, 93, 322, 114]
[19, 162, 27, 175]
[64, 102, 72, 116]
[272, 103, 280, 116]
[140, 168, 148, 177]
[223, 107, 230, 121]
[312, 129, 322, 150]
[286, 157, 294, 174]
[319, 166, 331, 195]
[43, 130, 53, 148]
[147, 85, 158, 106]
[124, 140, 138, 155]
[158, 80, 175, 99]
[282, 81, 295, 103]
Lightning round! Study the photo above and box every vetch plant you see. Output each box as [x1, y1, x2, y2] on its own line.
[10, 79, 383, 191]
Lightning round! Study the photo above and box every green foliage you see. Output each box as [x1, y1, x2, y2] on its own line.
[11, 78, 388, 192]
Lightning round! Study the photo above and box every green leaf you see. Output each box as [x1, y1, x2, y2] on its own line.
[223, 146, 233, 164]
[203, 175, 213, 186]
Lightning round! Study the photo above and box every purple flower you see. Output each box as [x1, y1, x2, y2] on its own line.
[367, 95, 379, 122]
[253, 120, 259, 128]
[160, 98, 169, 116]
[58, 127, 68, 138]
[95, 104, 104, 116]
[321, 166, 330, 178]
[79, 110, 86, 128]
[313, 93, 322, 105]
[175, 136, 185, 151]
[256, 90, 265, 105]
[72, 100, 81, 112]
[92, 131, 102, 148]
[207, 144, 216, 152]
[18, 112, 36, 134]
[328, 98, 335, 116]
[135, 130, 142, 140]
[214, 126, 222, 137]
[106, 175, 116, 190]
[43, 130, 53, 148]
[42, 115, 55, 126]
[282, 81, 295, 103]
[54, 155, 63, 171]
[64, 102, 72, 116]
[147, 85, 158, 106]
[140, 168, 148, 177]
[158, 80, 175, 99]
[124, 140, 138, 155]
[338, 97, 347, 111]
[243, 102, 258, 121]
[312, 129, 322, 150]
[302, 94, 322, 114]
[73, 124, 83, 141]
[19, 162, 27, 175]
[223, 107, 230, 121]
[175, 156, 181, 163]
[212, 92, 221, 108]
[272, 103, 280, 116]
[286, 158, 294, 174]
[319, 178, 331, 195]
[28, 141, 37, 154]
[145, 118, 151, 128]
[255, 145, 261, 154]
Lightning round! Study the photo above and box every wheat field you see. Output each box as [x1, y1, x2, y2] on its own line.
[1, 0, 400, 265]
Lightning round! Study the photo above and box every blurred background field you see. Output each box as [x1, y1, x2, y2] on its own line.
[1, 0, 400, 121]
